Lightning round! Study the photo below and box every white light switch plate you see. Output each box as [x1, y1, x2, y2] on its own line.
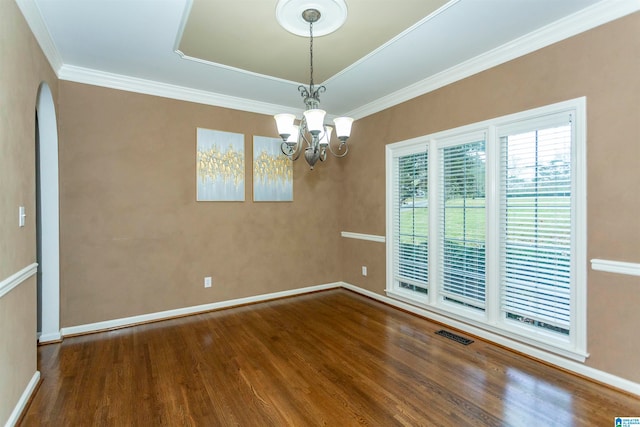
[19, 206, 26, 227]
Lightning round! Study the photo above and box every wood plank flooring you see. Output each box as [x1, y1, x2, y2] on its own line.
[21, 289, 639, 426]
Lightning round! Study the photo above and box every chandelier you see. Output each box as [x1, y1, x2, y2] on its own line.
[274, 2, 354, 170]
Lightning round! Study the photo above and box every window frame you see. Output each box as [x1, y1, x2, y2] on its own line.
[385, 98, 587, 361]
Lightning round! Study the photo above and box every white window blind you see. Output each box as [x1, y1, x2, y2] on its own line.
[392, 150, 429, 294]
[499, 114, 573, 335]
[440, 139, 487, 310]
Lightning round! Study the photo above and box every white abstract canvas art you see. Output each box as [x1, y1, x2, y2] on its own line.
[253, 136, 293, 202]
[197, 128, 245, 201]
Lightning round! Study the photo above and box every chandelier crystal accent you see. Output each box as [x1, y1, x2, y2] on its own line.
[274, 5, 354, 170]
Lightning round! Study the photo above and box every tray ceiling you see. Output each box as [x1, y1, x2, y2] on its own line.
[177, 0, 448, 83]
[21, 0, 635, 118]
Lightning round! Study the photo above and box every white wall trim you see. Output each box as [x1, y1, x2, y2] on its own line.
[36, 82, 61, 344]
[340, 282, 640, 397]
[38, 331, 62, 343]
[57, 65, 296, 117]
[4, 371, 40, 427]
[14, 0, 63, 73]
[340, 231, 386, 243]
[591, 259, 640, 277]
[0, 264, 38, 300]
[19, 0, 638, 121]
[322, 0, 461, 88]
[49, 279, 640, 396]
[346, 1, 640, 119]
[61, 282, 342, 337]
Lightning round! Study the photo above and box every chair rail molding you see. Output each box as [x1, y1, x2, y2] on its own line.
[341, 231, 386, 243]
[591, 259, 640, 277]
[0, 263, 38, 299]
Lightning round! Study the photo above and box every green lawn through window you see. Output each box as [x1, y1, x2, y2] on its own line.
[399, 196, 570, 244]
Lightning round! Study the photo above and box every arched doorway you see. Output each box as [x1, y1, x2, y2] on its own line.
[36, 82, 60, 343]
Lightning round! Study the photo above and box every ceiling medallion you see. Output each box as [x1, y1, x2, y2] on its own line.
[275, 0, 348, 37]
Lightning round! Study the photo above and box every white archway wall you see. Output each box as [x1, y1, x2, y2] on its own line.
[36, 82, 61, 343]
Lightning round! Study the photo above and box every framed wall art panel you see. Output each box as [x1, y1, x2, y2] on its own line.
[196, 128, 245, 202]
[253, 135, 293, 202]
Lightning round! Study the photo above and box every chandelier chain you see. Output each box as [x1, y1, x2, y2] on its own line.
[309, 21, 314, 90]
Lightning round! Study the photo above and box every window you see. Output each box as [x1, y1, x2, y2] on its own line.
[390, 148, 429, 296]
[440, 136, 487, 312]
[499, 119, 572, 336]
[386, 99, 586, 360]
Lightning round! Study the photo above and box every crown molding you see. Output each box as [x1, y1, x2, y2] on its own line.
[346, 0, 640, 119]
[58, 65, 298, 116]
[18, 0, 639, 120]
[15, 0, 63, 73]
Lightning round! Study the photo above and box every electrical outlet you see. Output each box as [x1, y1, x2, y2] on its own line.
[204, 276, 212, 288]
[362, 266, 367, 276]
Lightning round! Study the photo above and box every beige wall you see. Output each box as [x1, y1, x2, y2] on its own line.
[58, 83, 345, 327]
[0, 278, 37, 425]
[0, 0, 58, 424]
[340, 13, 640, 383]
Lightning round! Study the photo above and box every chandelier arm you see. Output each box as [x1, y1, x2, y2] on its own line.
[291, 144, 303, 161]
[288, 125, 307, 161]
[299, 121, 313, 148]
[298, 85, 310, 99]
[281, 142, 292, 156]
[311, 85, 326, 100]
[281, 140, 304, 161]
[326, 139, 349, 158]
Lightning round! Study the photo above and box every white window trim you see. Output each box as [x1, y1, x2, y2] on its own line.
[385, 97, 588, 362]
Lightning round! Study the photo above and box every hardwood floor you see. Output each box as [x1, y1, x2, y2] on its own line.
[21, 289, 639, 426]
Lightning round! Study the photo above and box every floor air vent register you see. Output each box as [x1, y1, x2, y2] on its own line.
[435, 330, 474, 345]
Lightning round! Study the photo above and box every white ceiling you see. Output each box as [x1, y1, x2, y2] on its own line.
[18, 0, 639, 119]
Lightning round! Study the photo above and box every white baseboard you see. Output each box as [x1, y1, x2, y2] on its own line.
[4, 371, 40, 427]
[340, 282, 640, 397]
[61, 282, 342, 337]
[55, 280, 640, 397]
[38, 331, 62, 344]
